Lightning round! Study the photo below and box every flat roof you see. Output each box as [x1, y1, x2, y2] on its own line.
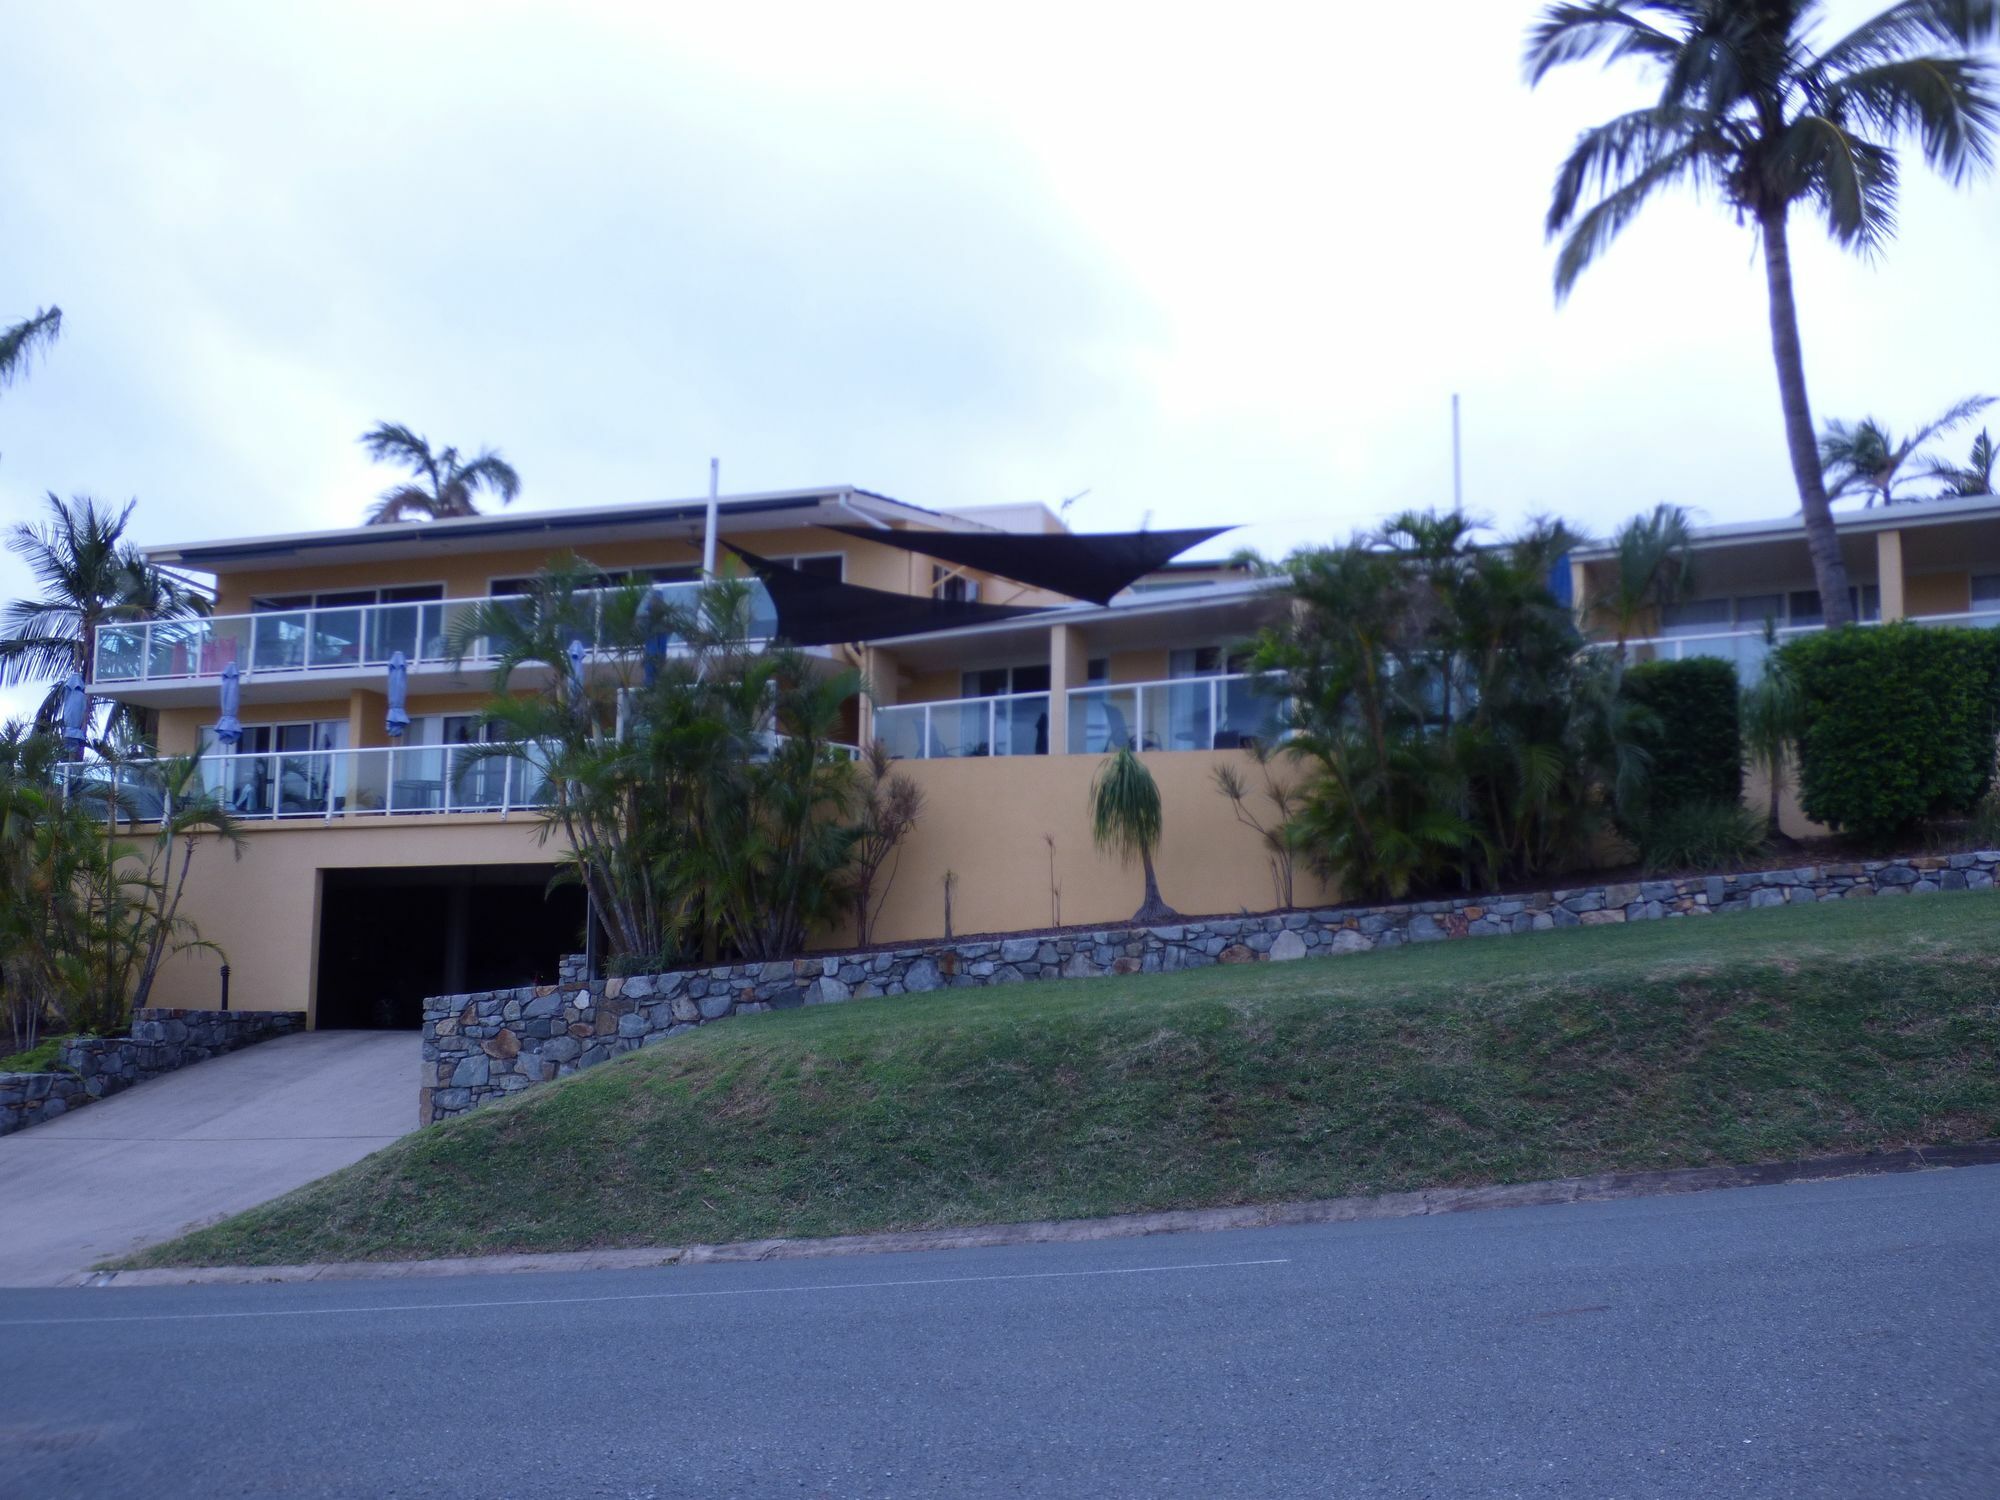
[1571, 492, 2000, 561]
[146, 486, 996, 572]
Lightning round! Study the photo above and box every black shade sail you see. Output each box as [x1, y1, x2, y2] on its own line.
[726, 546, 1055, 647]
[823, 524, 1232, 607]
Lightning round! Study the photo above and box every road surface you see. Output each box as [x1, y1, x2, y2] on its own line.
[2, 1164, 1996, 1497]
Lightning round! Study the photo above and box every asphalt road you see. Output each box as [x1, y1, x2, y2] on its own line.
[2, 1165, 1996, 1499]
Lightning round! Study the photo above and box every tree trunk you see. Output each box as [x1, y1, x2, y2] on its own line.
[1759, 206, 1854, 628]
[1133, 844, 1180, 924]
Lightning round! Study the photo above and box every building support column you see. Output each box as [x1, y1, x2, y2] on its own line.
[1877, 529, 1905, 622]
[1048, 624, 1088, 755]
[859, 647, 899, 747]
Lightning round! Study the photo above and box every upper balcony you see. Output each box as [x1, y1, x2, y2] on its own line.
[90, 581, 779, 705]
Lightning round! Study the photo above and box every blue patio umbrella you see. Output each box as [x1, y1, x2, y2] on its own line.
[566, 639, 587, 699]
[60, 672, 89, 752]
[214, 662, 243, 747]
[385, 650, 411, 739]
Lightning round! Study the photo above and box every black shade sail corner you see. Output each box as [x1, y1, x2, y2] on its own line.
[725, 545, 1056, 646]
[822, 524, 1233, 607]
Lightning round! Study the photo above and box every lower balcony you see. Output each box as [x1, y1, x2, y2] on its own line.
[1616, 606, 2000, 677]
[874, 673, 1287, 760]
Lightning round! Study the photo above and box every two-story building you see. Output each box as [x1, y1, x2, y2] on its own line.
[85, 486, 1307, 1027]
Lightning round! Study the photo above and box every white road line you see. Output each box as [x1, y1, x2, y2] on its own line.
[0, 1257, 1292, 1328]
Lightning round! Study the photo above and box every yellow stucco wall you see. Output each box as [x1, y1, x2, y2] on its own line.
[144, 818, 556, 1019]
[1907, 570, 1971, 618]
[859, 750, 1333, 944]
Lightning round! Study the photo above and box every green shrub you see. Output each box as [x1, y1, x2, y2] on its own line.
[1780, 624, 2000, 838]
[1637, 800, 1767, 873]
[1621, 657, 1743, 833]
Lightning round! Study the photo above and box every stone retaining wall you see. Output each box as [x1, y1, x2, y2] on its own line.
[420, 851, 2000, 1124]
[0, 1008, 303, 1138]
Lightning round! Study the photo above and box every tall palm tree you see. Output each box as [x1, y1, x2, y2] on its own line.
[1921, 426, 1998, 495]
[1527, 2, 2000, 629]
[0, 306, 60, 392]
[1592, 502, 1698, 652]
[1820, 394, 1996, 503]
[361, 422, 521, 524]
[1090, 746, 1179, 923]
[0, 494, 208, 727]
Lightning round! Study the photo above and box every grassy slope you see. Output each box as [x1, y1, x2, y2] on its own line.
[126, 892, 2000, 1268]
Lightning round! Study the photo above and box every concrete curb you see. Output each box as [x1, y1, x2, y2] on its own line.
[80, 1139, 2000, 1288]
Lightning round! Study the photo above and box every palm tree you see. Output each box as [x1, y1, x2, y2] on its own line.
[0, 494, 209, 728]
[1820, 395, 1996, 504]
[0, 306, 60, 392]
[1921, 427, 1998, 496]
[1090, 746, 1179, 923]
[1592, 503, 1698, 653]
[361, 422, 521, 524]
[1527, 2, 2000, 630]
[1741, 623, 1807, 843]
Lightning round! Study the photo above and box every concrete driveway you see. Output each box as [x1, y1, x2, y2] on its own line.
[0, 1030, 416, 1286]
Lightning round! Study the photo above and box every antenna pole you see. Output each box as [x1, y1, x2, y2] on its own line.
[1451, 394, 1463, 511]
[703, 457, 720, 576]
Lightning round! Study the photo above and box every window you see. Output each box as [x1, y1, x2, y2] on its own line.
[782, 555, 843, 582]
[1734, 594, 1785, 630]
[1786, 586, 1879, 626]
[1660, 599, 1732, 636]
[933, 566, 978, 603]
[1974, 575, 2000, 605]
[1087, 658, 1109, 684]
[961, 664, 1049, 698]
[1170, 647, 1223, 678]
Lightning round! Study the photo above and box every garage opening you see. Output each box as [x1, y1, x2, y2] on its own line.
[315, 865, 589, 1029]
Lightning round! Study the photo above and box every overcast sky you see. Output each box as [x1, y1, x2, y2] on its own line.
[3, 0, 1997, 718]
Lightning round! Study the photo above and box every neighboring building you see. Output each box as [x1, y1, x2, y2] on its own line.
[83, 486, 1303, 1026]
[1570, 493, 2000, 674]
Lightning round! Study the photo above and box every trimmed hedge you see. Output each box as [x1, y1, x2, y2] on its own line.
[1622, 657, 1743, 828]
[1780, 624, 2000, 838]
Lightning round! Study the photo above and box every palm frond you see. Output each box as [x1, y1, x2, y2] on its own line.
[1818, 1, 2000, 76]
[1552, 141, 1706, 297]
[0, 307, 61, 390]
[1546, 104, 1713, 233]
[1777, 114, 1901, 251]
[1825, 55, 2000, 183]
[1523, 2, 1684, 86]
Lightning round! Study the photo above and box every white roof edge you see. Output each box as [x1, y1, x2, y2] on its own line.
[1570, 492, 2000, 561]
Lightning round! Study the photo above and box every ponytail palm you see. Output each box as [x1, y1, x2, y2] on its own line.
[1090, 746, 1179, 923]
[1528, 1, 2000, 628]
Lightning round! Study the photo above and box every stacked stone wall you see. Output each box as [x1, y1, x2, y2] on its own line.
[422, 852, 2000, 1123]
[0, 1008, 303, 1137]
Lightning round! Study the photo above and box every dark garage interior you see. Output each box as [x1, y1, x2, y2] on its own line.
[315, 864, 589, 1029]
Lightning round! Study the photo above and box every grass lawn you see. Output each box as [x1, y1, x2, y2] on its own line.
[123, 891, 2000, 1269]
[0, 1034, 75, 1075]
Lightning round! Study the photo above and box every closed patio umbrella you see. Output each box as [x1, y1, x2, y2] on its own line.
[566, 639, 587, 701]
[386, 650, 410, 739]
[215, 661, 243, 747]
[60, 672, 88, 753]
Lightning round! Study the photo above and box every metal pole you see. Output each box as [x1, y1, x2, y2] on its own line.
[1451, 393, 1463, 510]
[219, 963, 231, 1011]
[702, 457, 720, 577]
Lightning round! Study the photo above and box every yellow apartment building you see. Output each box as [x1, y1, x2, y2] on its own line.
[82, 486, 1303, 1027]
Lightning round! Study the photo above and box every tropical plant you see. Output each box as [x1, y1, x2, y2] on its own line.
[1256, 511, 1647, 901]
[1922, 427, 1999, 496]
[452, 559, 861, 965]
[1820, 395, 1997, 504]
[361, 422, 522, 525]
[0, 725, 95, 1052]
[1527, 1, 2000, 630]
[1741, 623, 1809, 841]
[0, 493, 209, 731]
[1637, 799, 1768, 873]
[1593, 503, 1698, 652]
[1213, 739, 1305, 908]
[1090, 746, 1178, 923]
[0, 306, 60, 393]
[847, 740, 924, 946]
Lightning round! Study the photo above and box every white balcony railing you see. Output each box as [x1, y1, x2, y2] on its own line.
[1615, 607, 2000, 677]
[875, 692, 1053, 760]
[1068, 672, 1286, 755]
[58, 744, 554, 823]
[89, 580, 778, 685]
